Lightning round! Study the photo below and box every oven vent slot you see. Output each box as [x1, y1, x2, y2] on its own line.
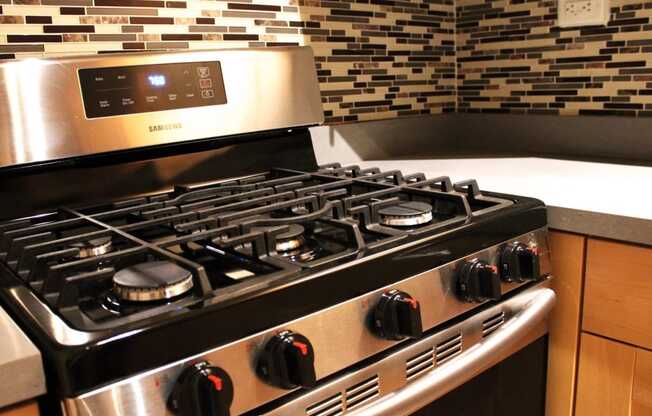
[482, 312, 505, 338]
[405, 347, 434, 382]
[306, 393, 343, 416]
[345, 375, 380, 411]
[435, 333, 462, 365]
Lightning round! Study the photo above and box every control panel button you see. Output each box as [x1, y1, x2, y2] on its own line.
[168, 361, 233, 416]
[197, 66, 211, 78]
[257, 330, 316, 390]
[199, 78, 213, 89]
[457, 259, 501, 303]
[201, 89, 215, 99]
[500, 242, 540, 282]
[372, 289, 423, 341]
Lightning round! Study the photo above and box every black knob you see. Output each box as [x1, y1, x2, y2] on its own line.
[500, 242, 540, 282]
[457, 259, 501, 303]
[168, 361, 233, 416]
[257, 330, 316, 390]
[373, 289, 423, 340]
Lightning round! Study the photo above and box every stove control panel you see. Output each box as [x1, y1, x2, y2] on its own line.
[78, 61, 227, 119]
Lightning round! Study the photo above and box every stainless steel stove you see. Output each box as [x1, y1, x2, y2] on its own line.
[0, 47, 555, 416]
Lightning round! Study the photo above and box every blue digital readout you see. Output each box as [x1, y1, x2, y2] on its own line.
[147, 74, 166, 87]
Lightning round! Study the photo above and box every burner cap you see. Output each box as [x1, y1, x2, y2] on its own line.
[70, 236, 113, 259]
[378, 201, 434, 227]
[113, 260, 194, 302]
[275, 224, 305, 253]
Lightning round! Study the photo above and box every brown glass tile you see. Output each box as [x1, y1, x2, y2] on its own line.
[60, 7, 85, 14]
[95, 0, 164, 7]
[44, 25, 95, 32]
[227, 2, 281, 11]
[161, 33, 202, 40]
[8, 34, 61, 42]
[223, 33, 259, 40]
[89, 34, 136, 41]
[129, 16, 173, 24]
[122, 41, 144, 49]
[25, 15, 53, 23]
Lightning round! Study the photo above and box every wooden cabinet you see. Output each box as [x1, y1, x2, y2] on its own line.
[545, 231, 586, 416]
[546, 234, 652, 416]
[575, 334, 635, 416]
[583, 238, 652, 350]
[0, 401, 39, 416]
[573, 238, 652, 416]
[575, 334, 652, 416]
[632, 347, 652, 416]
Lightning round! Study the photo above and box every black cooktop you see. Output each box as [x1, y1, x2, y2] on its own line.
[0, 164, 546, 396]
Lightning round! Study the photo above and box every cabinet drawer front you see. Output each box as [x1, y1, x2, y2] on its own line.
[583, 239, 652, 349]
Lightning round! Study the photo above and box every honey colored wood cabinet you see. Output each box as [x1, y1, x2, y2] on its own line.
[0, 401, 39, 416]
[545, 231, 586, 416]
[575, 333, 652, 416]
[575, 334, 636, 416]
[583, 238, 652, 350]
[545, 234, 652, 416]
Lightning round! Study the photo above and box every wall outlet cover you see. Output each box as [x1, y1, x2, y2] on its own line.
[558, 0, 611, 27]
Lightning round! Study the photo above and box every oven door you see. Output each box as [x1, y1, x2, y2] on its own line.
[261, 285, 555, 416]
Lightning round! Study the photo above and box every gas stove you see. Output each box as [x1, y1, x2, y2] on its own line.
[0, 47, 554, 416]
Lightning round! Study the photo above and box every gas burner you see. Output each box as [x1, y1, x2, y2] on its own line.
[378, 201, 434, 227]
[70, 236, 113, 259]
[275, 224, 306, 253]
[112, 261, 194, 302]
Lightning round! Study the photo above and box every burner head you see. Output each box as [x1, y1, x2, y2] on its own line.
[275, 224, 306, 253]
[70, 236, 113, 259]
[113, 260, 194, 302]
[378, 201, 434, 227]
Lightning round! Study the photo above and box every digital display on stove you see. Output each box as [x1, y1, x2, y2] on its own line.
[147, 74, 166, 87]
[78, 61, 227, 119]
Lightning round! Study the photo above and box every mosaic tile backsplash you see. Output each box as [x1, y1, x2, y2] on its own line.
[2, 0, 652, 120]
[0, 0, 456, 123]
[457, 0, 652, 116]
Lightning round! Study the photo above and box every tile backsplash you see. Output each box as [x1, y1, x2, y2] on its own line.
[2, 0, 652, 121]
[457, 0, 652, 116]
[0, 0, 456, 123]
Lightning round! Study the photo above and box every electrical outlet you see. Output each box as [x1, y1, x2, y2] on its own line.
[558, 0, 610, 27]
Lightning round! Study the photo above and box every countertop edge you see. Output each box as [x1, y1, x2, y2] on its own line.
[0, 306, 46, 409]
[547, 206, 652, 246]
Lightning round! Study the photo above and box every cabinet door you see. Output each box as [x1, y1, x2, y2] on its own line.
[632, 348, 652, 416]
[0, 401, 39, 416]
[583, 239, 652, 350]
[575, 334, 636, 416]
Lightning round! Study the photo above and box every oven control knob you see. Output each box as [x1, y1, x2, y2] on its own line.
[257, 330, 316, 390]
[168, 361, 233, 416]
[500, 242, 540, 282]
[373, 289, 423, 340]
[457, 259, 501, 302]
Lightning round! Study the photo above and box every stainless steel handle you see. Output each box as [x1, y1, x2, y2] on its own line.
[346, 288, 556, 416]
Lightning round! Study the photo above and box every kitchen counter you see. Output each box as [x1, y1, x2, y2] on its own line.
[348, 158, 652, 246]
[0, 305, 45, 408]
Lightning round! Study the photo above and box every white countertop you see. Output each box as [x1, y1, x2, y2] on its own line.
[0, 305, 45, 407]
[356, 158, 652, 221]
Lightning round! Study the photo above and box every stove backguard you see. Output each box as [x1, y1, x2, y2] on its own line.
[0, 46, 323, 172]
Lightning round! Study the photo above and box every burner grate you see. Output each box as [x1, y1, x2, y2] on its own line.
[0, 166, 516, 333]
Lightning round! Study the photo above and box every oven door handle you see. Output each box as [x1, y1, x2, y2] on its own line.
[345, 287, 556, 416]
